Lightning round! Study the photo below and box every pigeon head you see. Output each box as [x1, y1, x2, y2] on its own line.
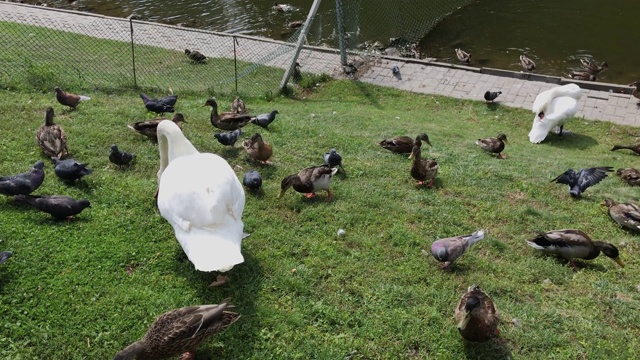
[33, 160, 45, 170]
[431, 245, 448, 262]
[79, 199, 91, 209]
[110, 144, 119, 152]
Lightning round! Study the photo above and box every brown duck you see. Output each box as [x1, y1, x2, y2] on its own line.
[408, 135, 438, 187]
[520, 55, 536, 72]
[610, 143, 640, 155]
[603, 199, 640, 232]
[36, 107, 68, 159]
[128, 113, 187, 141]
[203, 98, 253, 131]
[114, 299, 239, 360]
[455, 285, 499, 342]
[242, 133, 273, 164]
[279, 165, 338, 202]
[616, 168, 640, 186]
[476, 133, 507, 159]
[455, 48, 471, 64]
[379, 133, 430, 154]
[231, 96, 247, 114]
[630, 81, 640, 101]
[54, 86, 90, 110]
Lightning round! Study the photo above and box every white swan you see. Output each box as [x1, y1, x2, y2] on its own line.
[156, 120, 246, 272]
[528, 84, 582, 144]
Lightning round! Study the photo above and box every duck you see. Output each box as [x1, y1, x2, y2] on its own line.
[455, 284, 499, 342]
[0, 161, 45, 196]
[409, 136, 438, 187]
[113, 299, 240, 360]
[52, 158, 93, 182]
[287, 20, 304, 29]
[455, 48, 471, 64]
[520, 55, 536, 72]
[323, 148, 345, 174]
[128, 113, 187, 141]
[610, 143, 640, 155]
[483, 91, 501, 102]
[426, 230, 485, 269]
[140, 93, 177, 115]
[616, 168, 640, 186]
[379, 133, 430, 154]
[109, 145, 136, 168]
[184, 49, 206, 63]
[214, 129, 243, 147]
[279, 165, 338, 202]
[54, 86, 90, 110]
[569, 71, 596, 81]
[476, 133, 507, 159]
[242, 170, 262, 190]
[231, 96, 247, 114]
[629, 81, 640, 101]
[603, 199, 640, 232]
[273, 2, 294, 12]
[156, 120, 247, 273]
[242, 133, 273, 164]
[36, 107, 68, 159]
[550, 166, 613, 197]
[580, 58, 608, 74]
[14, 194, 91, 220]
[202, 98, 253, 131]
[528, 83, 582, 143]
[525, 229, 624, 269]
[251, 110, 279, 130]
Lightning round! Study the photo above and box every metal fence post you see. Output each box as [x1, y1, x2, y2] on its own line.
[335, 0, 348, 66]
[233, 36, 238, 93]
[279, 0, 323, 90]
[129, 17, 137, 88]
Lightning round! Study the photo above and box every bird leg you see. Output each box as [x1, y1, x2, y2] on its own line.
[426, 178, 435, 188]
[569, 259, 578, 270]
[326, 190, 333, 202]
[179, 351, 196, 360]
[558, 125, 564, 137]
[305, 193, 315, 198]
[417, 180, 425, 186]
[498, 153, 506, 159]
[209, 274, 229, 287]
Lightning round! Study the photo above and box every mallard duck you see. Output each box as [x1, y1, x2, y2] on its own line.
[251, 110, 279, 130]
[323, 148, 345, 174]
[140, 93, 177, 115]
[520, 55, 536, 72]
[484, 91, 501, 102]
[426, 230, 485, 269]
[36, 107, 68, 159]
[629, 81, 640, 101]
[242, 133, 273, 164]
[580, 58, 608, 74]
[455, 48, 471, 63]
[156, 120, 246, 273]
[203, 98, 253, 131]
[550, 166, 613, 197]
[455, 285, 499, 342]
[379, 133, 430, 154]
[231, 96, 247, 114]
[287, 20, 304, 29]
[616, 168, 640, 186]
[14, 194, 90, 220]
[279, 165, 338, 202]
[184, 49, 206, 63]
[408, 137, 438, 187]
[569, 71, 596, 81]
[128, 113, 187, 141]
[52, 158, 92, 182]
[114, 299, 240, 360]
[528, 84, 582, 143]
[476, 133, 507, 159]
[525, 229, 624, 269]
[54, 86, 90, 110]
[0, 161, 45, 196]
[109, 145, 136, 168]
[610, 143, 640, 155]
[603, 199, 640, 232]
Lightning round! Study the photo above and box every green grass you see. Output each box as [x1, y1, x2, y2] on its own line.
[1, 80, 640, 360]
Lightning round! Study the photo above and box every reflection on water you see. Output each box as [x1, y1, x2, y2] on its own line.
[21, 0, 640, 84]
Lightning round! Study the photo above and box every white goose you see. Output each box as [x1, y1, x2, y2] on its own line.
[528, 84, 582, 144]
[156, 120, 246, 272]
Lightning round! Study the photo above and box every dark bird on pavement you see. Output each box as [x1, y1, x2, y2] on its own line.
[0, 251, 12, 265]
[113, 299, 239, 360]
[425, 229, 485, 269]
[610, 143, 640, 155]
[140, 93, 177, 115]
[251, 110, 279, 130]
[109, 145, 136, 167]
[14, 194, 91, 220]
[0, 161, 45, 196]
[54, 86, 90, 110]
[484, 91, 502, 102]
[184, 49, 206, 63]
[214, 129, 243, 147]
[550, 166, 614, 197]
[243, 170, 263, 190]
[323, 148, 345, 174]
[52, 158, 93, 182]
[36, 107, 68, 160]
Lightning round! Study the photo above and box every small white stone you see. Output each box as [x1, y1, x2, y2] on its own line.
[337, 229, 346, 237]
[332, 111, 337, 115]
[619, 242, 627, 248]
[511, 318, 522, 327]
[395, 116, 400, 120]
[543, 278, 552, 284]
[310, 113, 315, 117]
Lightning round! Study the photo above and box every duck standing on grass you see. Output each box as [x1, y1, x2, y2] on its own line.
[203, 98, 253, 131]
[603, 199, 640, 232]
[231, 97, 247, 114]
[610, 143, 640, 155]
[616, 168, 640, 186]
[242, 133, 273, 164]
[476, 133, 507, 159]
[409, 135, 438, 187]
[36, 107, 68, 160]
[54, 86, 90, 110]
[279, 165, 338, 202]
[455, 285, 499, 342]
[380, 133, 429, 154]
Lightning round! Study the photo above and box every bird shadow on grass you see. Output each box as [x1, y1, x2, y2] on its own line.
[539, 132, 598, 150]
[485, 102, 500, 112]
[353, 80, 383, 110]
[463, 337, 512, 360]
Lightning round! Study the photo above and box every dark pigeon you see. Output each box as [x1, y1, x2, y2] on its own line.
[140, 93, 176, 115]
[243, 170, 262, 190]
[0, 161, 45, 196]
[551, 166, 614, 197]
[425, 230, 485, 269]
[391, 64, 400, 75]
[484, 91, 502, 102]
[214, 129, 243, 147]
[323, 148, 345, 174]
[52, 158, 93, 182]
[251, 110, 279, 129]
[0, 251, 12, 265]
[184, 49, 206, 63]
[109, 144, 136, 167]
[14, 194, 91, 219]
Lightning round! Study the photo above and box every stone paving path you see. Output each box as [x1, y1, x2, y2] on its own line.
[1, 1, 639, 127]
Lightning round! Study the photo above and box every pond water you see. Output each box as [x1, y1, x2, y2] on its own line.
[24, 0, 640, 84]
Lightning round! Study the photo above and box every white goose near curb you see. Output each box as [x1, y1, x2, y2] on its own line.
[528, 83, 582, 144]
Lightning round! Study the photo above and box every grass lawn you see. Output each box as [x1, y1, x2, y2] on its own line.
[0, 79, 639, 359]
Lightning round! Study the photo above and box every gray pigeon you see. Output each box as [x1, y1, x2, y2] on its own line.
[109, 145, 136, 167]
[14, 194, 91, 219]
[214, 129, 243, 147]
[484, 91, 502, 102]
[0, 160, 45, 196]
[52, 158, 93, 182]
[242, 170, 262, 190]
[140, 93, 176, 115]
[251, 110, 279, 130]
[424, 230, 485, 269]
[551, 166, 613, 197]
[0, 251, 12, 265]
[391, 64, 400, 74]
[323, 148, 345, 174]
